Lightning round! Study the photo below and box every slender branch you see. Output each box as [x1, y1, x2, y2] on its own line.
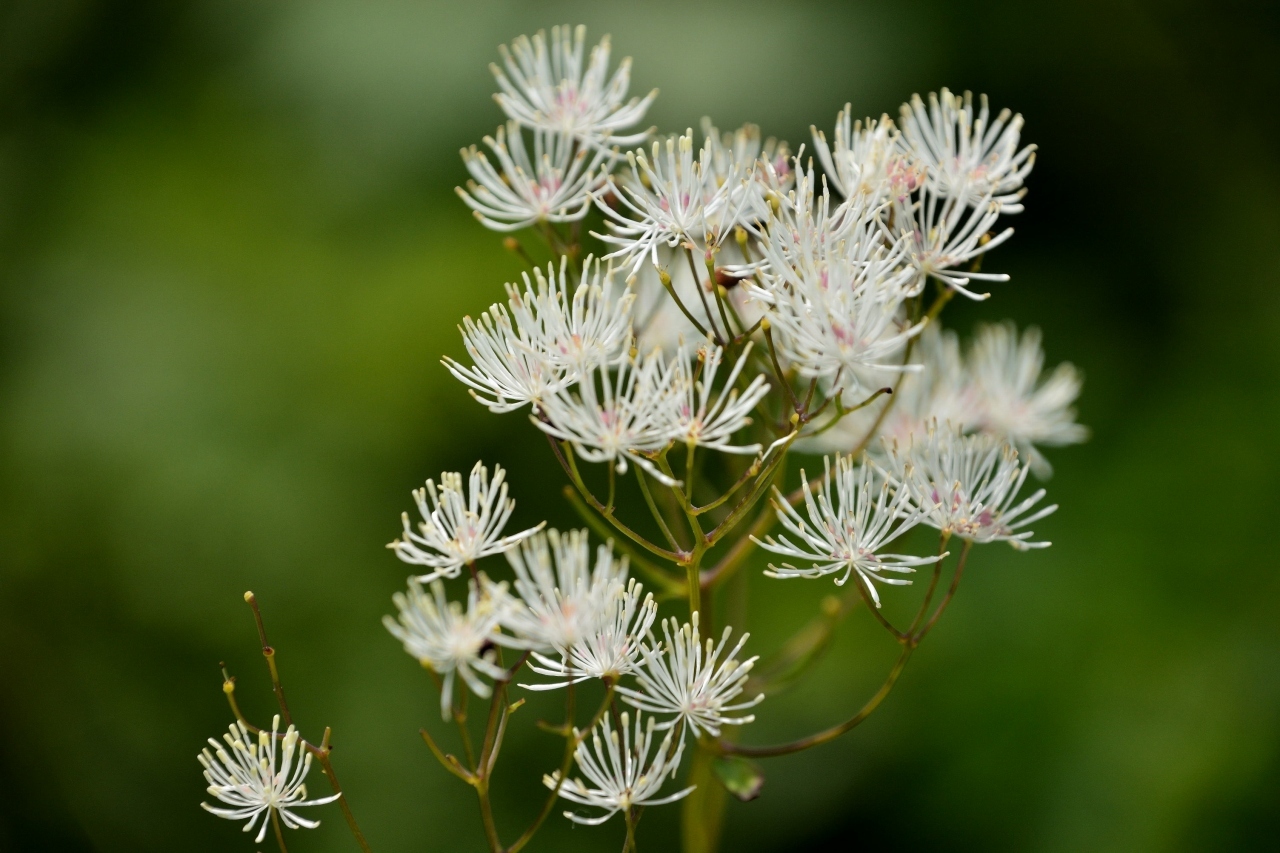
[914, 539, 972, 644]
[454, 690, 476, 770]
[313, 728, 376, 853]
[721, 645, 913, 757]
[233, 597, 374, 852]
[272, 807, 290, 853]
[800, 386, 893, 440]
[691, 455, 761, 516]
[854, 579, 908, 643]
[552, 435, 686, 560]
[548, 435, 683, 564]
[624, 807, 638, 852]
[906, 533, 950, 637]
[420, 727, 475, 783]
[508, 684, 616, 853]
[244, 591, 293, 726]
[685, 246, 724, 344]
[657, 266, 712, 338]
[760, 320, 798, 413]
[635, 466, 683, 549]
[561, 486, 685, 594]
[704, 439, 793, 547]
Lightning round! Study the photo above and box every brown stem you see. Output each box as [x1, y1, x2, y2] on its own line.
[313, 729, 376, 853]
[914, 539, 972, 644]
[271, 807, 290, 853]
[906, 533, 951, 637]
[244, 591, 293, 726]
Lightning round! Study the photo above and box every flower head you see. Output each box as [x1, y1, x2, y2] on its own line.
[534, 350, 682, 484]
[523, 577, 657, 689]
[898, 88, 1035, 212]
[199, 716, 339, 842]
[507, 257, 635, 377]
[384, 578, 512, 719]
[444, 259, 634, 414]
[546, 710, 692, 825]
[887, 423, 1056, 549]
[967, 322, 1087, 476]
[492, 26, 656, 146]
[747, 175, 923, 391]
[669, 340, 770, 454]
[618, 612, 762, 738]
[596, 130, 759, 276]
[891, 170, 1013, 299]
[755, 455, 942, 606]
[495, 527, 629, 654]
[389, 461, 544, 581]
[811, 107, 897, 202]
[457, 122, 612, 231]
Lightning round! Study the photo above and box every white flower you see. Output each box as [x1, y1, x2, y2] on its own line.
[618, 612, 763, 738]
[898, 89, 1035, 213]
[887, 423, 1057, 549]
[802, 324, 979, 456]
[701, 117, 792, 228]
[199, 716, 339, 842]
[443, 259, 634, 413]
[523, 577, 657, 689]
[384, 578, 513, 719]
[445, 306, 564, 413]
[596, 131, 755, 277]
[747, 178, 923, 391]
[457, 122, 612, 231]
[811, 107, 897, 202]
[967, 322, 1087, 476]
[507, 257, 635, 377]
[495, 527, 628, 654]
[890, 159, 1013, 299]
[545, 710, 693, 825]
[492, 25, 656, 146]
[754, 455, 941, 607]
[534, 350, 682, 484]
[389, 461, 545, 581]
[669, 340, 770, 454]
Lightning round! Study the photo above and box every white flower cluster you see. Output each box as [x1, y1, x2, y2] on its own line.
[381, 462, 757, 823]
[805, 322, 1087, 476]
[200, 25, 1089, 849]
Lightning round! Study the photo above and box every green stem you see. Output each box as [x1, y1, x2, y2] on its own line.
[271, 807, 290, 853]
[509, 685, 615, 853]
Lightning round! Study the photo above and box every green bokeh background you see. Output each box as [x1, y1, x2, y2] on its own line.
[1, 1, 1277, 850]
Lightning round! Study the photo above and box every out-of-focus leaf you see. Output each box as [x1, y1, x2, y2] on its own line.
[713, 755, 765, 801]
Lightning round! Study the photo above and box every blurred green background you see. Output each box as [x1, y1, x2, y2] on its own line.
[1, 1, 1278, 850]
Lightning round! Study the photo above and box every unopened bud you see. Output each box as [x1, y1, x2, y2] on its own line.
[243, 591, 254, 603]
[789, 412, 800, 426]
[735, 226, 748, 249]
[658, 268, 672, 287]
[760, 318, 771, 332]
[502, 237, 520, 252]
[821, 595, 841, 617]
